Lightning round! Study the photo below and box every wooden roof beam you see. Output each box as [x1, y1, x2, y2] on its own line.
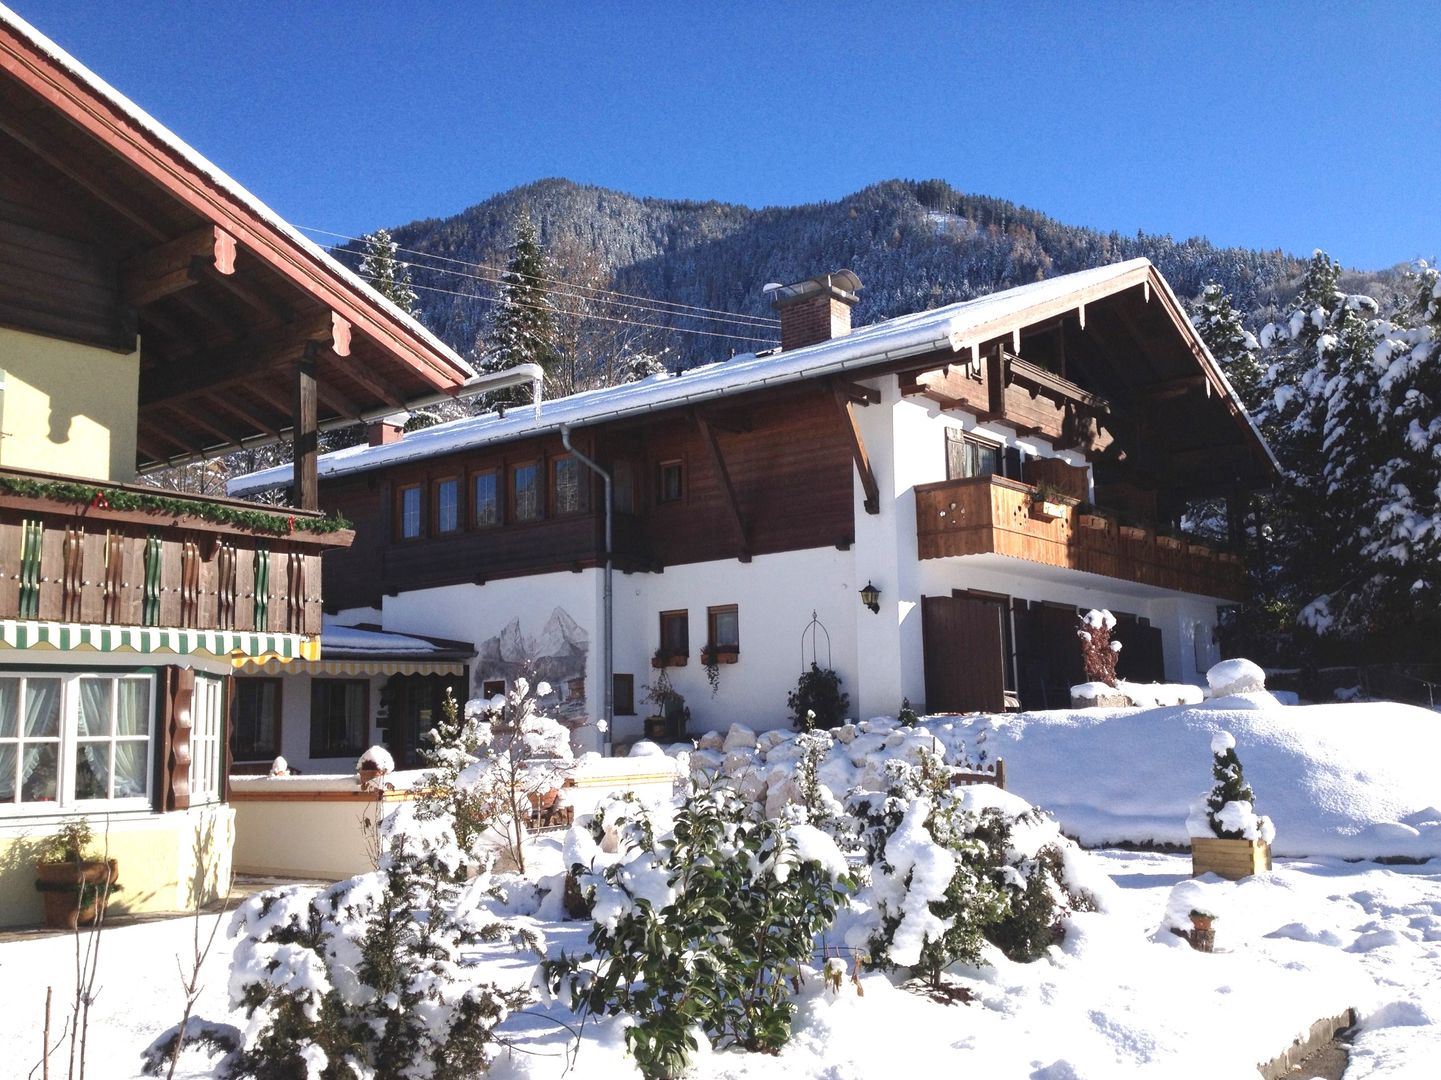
[830, 378, 880, 515]
[202, 391, 282, 439]
[837, 379, 881, 406]
[165, 402, 241, 451]
[119, 225, 236, 307]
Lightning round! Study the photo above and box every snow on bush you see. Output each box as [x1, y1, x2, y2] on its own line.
[1187, 728, 1276, 843]
[1077, 608, 1120, 686]
[357, 744, 395, 772]
[1206, 657, 1267, 697]
[548, 782, 852, 1079]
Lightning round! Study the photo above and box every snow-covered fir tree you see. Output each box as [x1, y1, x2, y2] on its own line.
[358, 228, 419, 315]
[1193, 282, 1263, 408]
[472, 212, 561, 408]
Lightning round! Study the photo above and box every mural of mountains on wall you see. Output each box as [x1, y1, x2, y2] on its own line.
[338, 178, 1383, 369]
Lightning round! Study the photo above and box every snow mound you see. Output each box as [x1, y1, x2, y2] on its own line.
[1207, 657, 1266, 696]
[938, 699, 1441, 859]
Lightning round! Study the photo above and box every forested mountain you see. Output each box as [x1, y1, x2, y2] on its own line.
[339, 178, 1386, 370]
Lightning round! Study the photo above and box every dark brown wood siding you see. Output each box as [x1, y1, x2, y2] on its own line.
[319, 385, 858, 609]
[0, 131, 131, 351]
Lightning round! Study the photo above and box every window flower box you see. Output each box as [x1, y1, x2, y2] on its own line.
[651, 653, 687, 668]
[1029, 500, 1067, 522]
[702, 647, 739, 665]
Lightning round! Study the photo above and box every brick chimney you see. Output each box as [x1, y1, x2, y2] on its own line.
[366, 412, 410, 446]
[767, 270, 862, 351]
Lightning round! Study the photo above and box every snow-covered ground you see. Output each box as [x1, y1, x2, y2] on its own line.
[1, 850, 1437, 1079]
[5, 690, 1439, 1078]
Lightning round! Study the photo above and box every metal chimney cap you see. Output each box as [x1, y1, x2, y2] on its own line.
[767, 269, 863, 308]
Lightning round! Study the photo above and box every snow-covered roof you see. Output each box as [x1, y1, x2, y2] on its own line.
[232, 258, 1232, 495]
[0, 4, 473, 379]
[321, 618, 475, 660]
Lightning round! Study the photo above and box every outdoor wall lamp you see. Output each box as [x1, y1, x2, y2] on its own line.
[859, 580, 881, 614]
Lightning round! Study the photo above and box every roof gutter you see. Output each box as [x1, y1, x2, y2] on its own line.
[142, 363, 544, 476]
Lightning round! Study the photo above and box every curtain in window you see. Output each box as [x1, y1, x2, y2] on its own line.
[21, 678, 60, 802]
[0, 679, 14, 801]
[113, 680, 150, 798]
[77, 678, 113, 799]
[344, 682, 366, 753]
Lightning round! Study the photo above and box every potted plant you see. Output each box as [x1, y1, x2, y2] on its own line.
[1075, 502, 1110, 532]
[1028, 481, 1068, 522]
[641, 667, 688, 741]
[1189, 729, 1274, 879]
[356, 745, 395, 790]
[651, 645, 687, 668]
[33, 820, 120, 930]
[1188, 908, 1218, 952]
[700, 644, 721, 697]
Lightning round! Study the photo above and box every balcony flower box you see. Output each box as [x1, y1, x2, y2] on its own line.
[1189, 543, 1214, 557]
[1156, 535, 1185, 552]
[1029, 500, 1067, 523]
[1077, 513, 1110, 532]
[1119, 525, 1150, 542]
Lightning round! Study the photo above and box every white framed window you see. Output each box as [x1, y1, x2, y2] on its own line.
[0, 670, 155, 813]
[190, 673, 225, 803]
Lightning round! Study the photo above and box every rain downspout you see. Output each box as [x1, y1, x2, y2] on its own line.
[560, 425, 613, 756]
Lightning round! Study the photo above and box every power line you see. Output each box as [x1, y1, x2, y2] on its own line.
[355, 246, 778, 332]
[389, 276, 777, 345]
[302, 224, 781, 327]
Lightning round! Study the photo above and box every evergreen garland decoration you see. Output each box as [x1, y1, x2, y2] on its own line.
[0, 476, 350, 536]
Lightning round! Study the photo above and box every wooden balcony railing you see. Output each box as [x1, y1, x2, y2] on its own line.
[915, 474, 1246, 601]
[0, 468, 353, 636]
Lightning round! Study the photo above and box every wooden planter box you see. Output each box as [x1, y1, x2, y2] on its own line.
[702, 648, 739, 666]
[35, 858, 119, 930]
[1029, 500, 1067, 522]
[1156, 535, 1185, 551]
[1190, 837, 1272, 880]
[651, 654, 687, 668]
[1188, 543, 1213, 557]
[1077, 514, 1110, 532]
[1119, 525, 1150, 541]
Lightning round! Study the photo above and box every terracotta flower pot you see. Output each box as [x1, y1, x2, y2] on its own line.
[35, 858, 119, 930]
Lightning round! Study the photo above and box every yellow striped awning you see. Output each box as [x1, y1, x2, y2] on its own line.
[0, 620, 320, 664]
[234, 657, 465, 677]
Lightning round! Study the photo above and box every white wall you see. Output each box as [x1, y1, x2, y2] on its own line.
[613, 546, 859, 741]
[254, 671, 390, 775]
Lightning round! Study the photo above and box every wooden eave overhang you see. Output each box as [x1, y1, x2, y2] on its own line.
[0, 13, 474, 472]
[879, 263, 1277, 490]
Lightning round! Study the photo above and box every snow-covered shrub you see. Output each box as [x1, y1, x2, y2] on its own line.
[788, 663, 850, 730]
[425, 677, 574, 875]
[222, 818, 534, 1079]
[1206, 657, 1266, 697]
[1077, 609, 1121, 687]
[850, 754, 1008, 986]
[849, 754, 1101, 983]
[547, 781, 852, 1078]
[1190, 730, 1276, 843]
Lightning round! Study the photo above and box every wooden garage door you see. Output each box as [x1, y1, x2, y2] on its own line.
[922, 594, 1006, 713]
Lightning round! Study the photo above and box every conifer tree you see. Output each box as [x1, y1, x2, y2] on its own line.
[358, 228, 419, 315]
[1193, 283, 1263, 408]
[487, 212, 560, 377]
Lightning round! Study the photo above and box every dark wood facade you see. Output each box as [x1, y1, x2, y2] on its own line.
[321, 384, 858, 609]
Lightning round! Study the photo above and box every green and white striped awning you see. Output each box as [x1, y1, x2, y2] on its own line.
[0, 620, 321, 665]
[235, 656, 465, 677]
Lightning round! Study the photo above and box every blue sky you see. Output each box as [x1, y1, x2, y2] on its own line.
[18, 1, 1440, 270]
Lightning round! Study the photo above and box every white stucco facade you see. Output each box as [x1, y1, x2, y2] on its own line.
[331, 369, 1228, 744]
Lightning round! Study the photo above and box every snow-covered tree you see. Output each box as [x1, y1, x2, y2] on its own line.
[1193, 282, 1263, 408]
[359, 228, 419, 315]
[1076, 609, 1121, 687]
[1197, 730, 1274, 844]
[483, 212, 559, 378]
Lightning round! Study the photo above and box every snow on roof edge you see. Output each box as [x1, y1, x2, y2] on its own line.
[229, 259, 1161, 495]
[0, 4, 474, 378]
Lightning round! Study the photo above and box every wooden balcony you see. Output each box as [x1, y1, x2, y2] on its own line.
[914, 474, 1246, 601]
[0, 468, 353, 638]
